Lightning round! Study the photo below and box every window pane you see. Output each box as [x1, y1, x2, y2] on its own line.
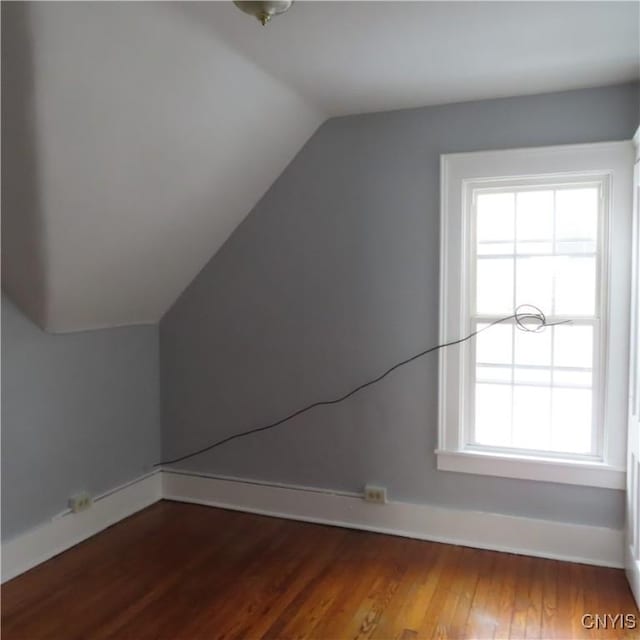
[553, 324, 593, 369]
[476, 193, 514, 242]
[516, 241, 553, 255]
[514, 326, 551, 366]
[550, 388, 592, 454]
[516, 190, 553, 240]
[476, 258, 514, 314]
[474, 383, 512, 446]
[555, 188, 598, 241]
[514, 367, 551, 385]
[469, 181, 601, 461]
[478, 242, 514, 256]
[554, 256, 596, 315]
[476, 323, 513, 364]
[515, 256, 553, 313]
[554, 369, 592, 387]
[512, 386, 551, 450]
[555, 240, 596, 255]
[476, 364, 511, 383]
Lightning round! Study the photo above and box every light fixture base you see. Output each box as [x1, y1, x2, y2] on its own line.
[233, 1, 294, 25]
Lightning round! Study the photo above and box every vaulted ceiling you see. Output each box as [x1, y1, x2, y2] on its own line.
[191, 1, 640, 115]
[2, 1, 638, 332]
[2, 1, 323, 331]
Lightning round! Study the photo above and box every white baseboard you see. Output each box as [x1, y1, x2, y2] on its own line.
[1, 470, 162, 583]
[2, 468, 624, 583]
[162, 469, 624, 569]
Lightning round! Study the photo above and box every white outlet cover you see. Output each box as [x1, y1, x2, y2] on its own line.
[68, 492, 93, 513]
[364, 485, 387, 504]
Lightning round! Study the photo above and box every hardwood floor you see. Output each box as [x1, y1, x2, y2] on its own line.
[2, 501, 638, 639]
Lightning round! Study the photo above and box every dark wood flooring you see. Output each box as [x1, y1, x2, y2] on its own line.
[2, 501, 638, 639]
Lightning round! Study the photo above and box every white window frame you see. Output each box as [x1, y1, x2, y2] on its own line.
[437, 141, 634, 490]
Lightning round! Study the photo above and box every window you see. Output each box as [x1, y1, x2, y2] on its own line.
[438, 142, 634, 489]
[472, 181, 604, 456]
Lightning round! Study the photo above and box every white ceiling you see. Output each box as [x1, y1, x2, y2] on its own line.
[3, 2, 323, 331]
[186, 1, 640, 116]
[2, 1, 638, 332]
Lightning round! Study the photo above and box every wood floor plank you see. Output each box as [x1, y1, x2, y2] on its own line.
[599, 566, 640, 639]
[539, 558, 558, 639]
[389, 540, 449, 636]
[509, 554, 533, 639]
[523, 555, 544, 639]
[415, 543, 465, 638]
[102, 516, 287, 640]
[493, 553, 518, 639]
[463, 549, 496, 639]
[2, 501, 637, 640]
[196, 522, 345, 640]
[568, 560, 587, 640]
[343, 537, 413, 640]
[307, 532, 395, 640]
[258, 530, 354, 640]
[369, 540, 437, 640]
[448, 546, 486, 638]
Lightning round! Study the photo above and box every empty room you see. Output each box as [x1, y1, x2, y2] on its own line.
[2, 1, 640, 638]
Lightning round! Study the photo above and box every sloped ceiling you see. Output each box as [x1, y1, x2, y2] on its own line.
[2, 1, 639, 332]
[2, 1, 324, 331]
[191, 1, 640, 115]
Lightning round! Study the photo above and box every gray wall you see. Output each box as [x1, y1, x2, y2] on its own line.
[2, 296, 160, 540]
[161, 82, 640, 529]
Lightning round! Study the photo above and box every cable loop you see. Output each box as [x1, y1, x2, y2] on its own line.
[514, 304, 546, 333]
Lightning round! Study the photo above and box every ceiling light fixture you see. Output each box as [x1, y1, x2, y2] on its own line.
[233, 1, 294, 25]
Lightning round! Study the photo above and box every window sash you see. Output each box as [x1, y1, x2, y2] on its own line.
[463, 179, 607, 461]
[464, 316, 603, 459]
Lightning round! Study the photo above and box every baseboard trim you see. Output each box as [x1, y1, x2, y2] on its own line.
[162, 469, 624, 569]
[2, 468, 624, 583]
[1, 471, 162, 583]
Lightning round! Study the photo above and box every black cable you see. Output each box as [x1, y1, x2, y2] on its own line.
[156, 304, 569, 467]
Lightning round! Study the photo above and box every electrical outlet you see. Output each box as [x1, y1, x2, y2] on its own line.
[364, 485, 387, 504]
[69, 492, 93, 513]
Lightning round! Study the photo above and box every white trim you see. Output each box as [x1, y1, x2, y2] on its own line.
[2, 468, 624, 582]
[626, 126, 640, 608]
[162, 470, 624, 569]
[439, 140, 634, 486]
[436, 449, 625, 489]
[627, 543, 640, 609]
[1, 471, 162, 583]
[162, 467, 362, 499]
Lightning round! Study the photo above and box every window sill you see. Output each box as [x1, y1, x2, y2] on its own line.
[435, 449, 625, 489]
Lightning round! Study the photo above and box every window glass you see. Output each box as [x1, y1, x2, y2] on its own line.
[471, 184, 600, 456]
